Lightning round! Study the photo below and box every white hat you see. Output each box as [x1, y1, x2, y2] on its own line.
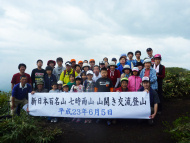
[143, 59, 151, 63]
[65, 61, 72, 66]
[57, 80, 63, 84]
[132, 67, 139, 72]
[82, 63, 90, 68]
[108, 61, 117, 68]
[86, 70, 93, 75]
[142, 76, 150, 82]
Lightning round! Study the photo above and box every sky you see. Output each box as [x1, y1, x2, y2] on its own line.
[0, 0, 190, 92]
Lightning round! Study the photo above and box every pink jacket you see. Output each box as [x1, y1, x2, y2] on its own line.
[128, 75, 142, 92]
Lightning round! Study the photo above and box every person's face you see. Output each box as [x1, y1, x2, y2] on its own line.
[19, 66, 26, 73]
[49, 63, 55, 68]
[147, 50, 153, 56]
[120, 58, 126, 64]
[142, 81, 150, 89]
[71, 61, 76, 67]
[37, 61, 43, 68]
[76, 66, 81, 72]
[124, 69, 130, 74]
[87, 74, 93, 80]
[133, 71, 138, 76]
[79, 63, 83, 68]
[63, 87, 69, 92]
[52, 84, 57, 90]
[100, 64, 105, 68]
[46, 70, 52, 75]
[20, 77, 27, 85]
[128, 54, 133, 59]
[103, 58, 108, 62]
[58, 84, 62, 90]
[82, 75, 87, 80]
[105, 62, 109, 68]
[37, 84, 43, 90]
[76, 80, 81, 85]
[145, 63, 151, 69]
[70, 76, 75, 82]
[121, 81, 128, 89]
[93, 66, 100, 74]
[66, 65, 71, 71]
[135, 53, 141, 59]
[84, 66, 89, 72]
[57, 61, 63, 67]
[101, 70, 108, 78]
[110, 66, 115, 71]
[90, 61, 95, 67]
[155, 58, 161, 65]
[138, 66, 143, 71]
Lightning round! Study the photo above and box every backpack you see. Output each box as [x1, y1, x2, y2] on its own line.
[63, 70, 75, 77]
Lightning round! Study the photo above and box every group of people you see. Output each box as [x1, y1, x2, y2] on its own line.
[10, 47, 165, 125]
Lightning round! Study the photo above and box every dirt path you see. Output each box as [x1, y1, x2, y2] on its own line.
[52, 98, 190, 143]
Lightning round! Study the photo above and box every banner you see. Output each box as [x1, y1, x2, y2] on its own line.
[28, 92, 151, 119]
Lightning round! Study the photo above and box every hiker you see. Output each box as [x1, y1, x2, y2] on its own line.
[107, 61, 120, 88]
[44, 66, 57, 91]
[53, 57, 66, 81]
[128, 67, 142, 91]
[126, 52, 135, 69]
[59, 61, 78, 84]
[83, 60, 88, 63]
[89, 59, 95, 70]
[78, 60, 83, 68]
[57, 80, 63, 92]
[11, 63, 32, 90]
[134, 50, 144, 66]
[153, 54, 165, 113]
[103, 57, 108, 63]
[136, 62, 144, 73]
[10, 75, 32, 115]
[117, 53, 127, 67]
[31, 59, 46, 90]
[47, 60, 56, 69]
[115, 77, 129, 92]
[138, 77, 160, 125]
[80, 72, 87, 85]
[111, 57, 117, 64]
[121, 65, 132, 79]
[67, 74, 76, 91]
[75, 64, 81, 75]
[63, 84, 69, 92]
[140, 59, 158, 90]
[71, 59, 76, 70]
[117, 56, 128, 75]
[146, 48, 155, 65]
[99, 61, 105, 70]
[92, 65, 102, 82]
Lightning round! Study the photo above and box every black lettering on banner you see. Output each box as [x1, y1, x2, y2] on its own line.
[104, 97, 109, 106]
[75, 97, 81, 106]
[140, 97, 146, 105]
[125, 97, 131, 106]
[61, 98, 66, 105]
[131, 97, 139, 106]
[49, 98, 54, 105]
[88, 97, 94, 105]
[43, 97, 48, 105]
[118, 97, 124, 106]
[68, 97, 74, 105]
[97, 98, 103, 105]
[55, 97, 59, 105]
[112, 97, 116, 106]
[38, 98, 42, 104]
[82, 97, 87, 105]
[31, 97, 37, 105]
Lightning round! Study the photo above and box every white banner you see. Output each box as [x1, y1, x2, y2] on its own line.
[28, 92, 151, 119]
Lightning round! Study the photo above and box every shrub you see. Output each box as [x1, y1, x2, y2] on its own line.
[0, 91, 11, 115]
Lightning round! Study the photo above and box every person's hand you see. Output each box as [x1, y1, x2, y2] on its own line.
[144, 89, 149, 93]
[26, 107, 29, 112]
[11, 104, 15, 110]
[149, 113, 156, 119]
[116, 90, 120, 92]
[31, 91, 35, 95]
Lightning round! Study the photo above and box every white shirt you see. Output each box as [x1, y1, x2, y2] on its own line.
[92, 73, 102, 82]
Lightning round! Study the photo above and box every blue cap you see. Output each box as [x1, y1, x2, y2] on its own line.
[120, 53, 127, 57]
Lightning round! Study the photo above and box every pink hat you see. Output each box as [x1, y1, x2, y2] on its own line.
[154, 54, 161, 59]
[132, 67, 139, 72]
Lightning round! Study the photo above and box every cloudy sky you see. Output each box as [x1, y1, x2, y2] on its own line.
[0, 0, 190, 92]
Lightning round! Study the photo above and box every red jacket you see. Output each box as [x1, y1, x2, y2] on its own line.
[115, 87, 128, 92]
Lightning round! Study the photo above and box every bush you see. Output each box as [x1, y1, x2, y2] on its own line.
[164, 113, 190, 143]
[0, 91, 11, 115]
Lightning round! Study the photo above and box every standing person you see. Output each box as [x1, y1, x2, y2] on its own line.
[95, 67, 113, 125]
[83, 70, 95, 123]
[153, 54, 165, 113]
[82, 63, 90, 73]
[105, 61, 109, 69]
[115, 78, 129, 92]
[75, 64, 81, 75]
[99, 61, 105, 70]
[80, 72, 87, 85]
[121, 65, 132, 79]
[44, 66, 57, 91]
[59, 61, 78, 84]
[31, 59, 46, 90]
[71, 59, 76, 70]
[11, 63, 32, 90]
[103, 57, 108, 63]
[111, 58, 117, 64]
[127, 52, 135, 69]
[53, 57, 66, 81]
[107, 61, 120, 89]
[138, 77, 160, 125]
[10, 75, 32, 115]
[92, 65, 102, 82]
[117, 56, 127, 75]
[140, 59, 158, 90]
[67, 74, 76, 91]
[117, 54, 127, 67]
[89, 59, 95, 70]
[136, 62, 144, 73]
[146, 48, 155, 65]
[78, 61, 83, 68]
[83, 60, 88, 64]
[128, 67, 142, 92]
[70, 76, 83, 123]
[134, 50, 144, 66]
[47, 60, 56, 69]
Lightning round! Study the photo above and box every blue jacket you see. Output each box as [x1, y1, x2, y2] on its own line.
[140, 67, 158, 90]
[12, 83, 32, 100]
[133, 59, 144, 66]
[117, 60, 135, 69]
[44, 74, 57, 91]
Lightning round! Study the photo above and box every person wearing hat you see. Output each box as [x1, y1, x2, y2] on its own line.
[78, 61, 83, 68]
[70, 59, 76, 70]
[47, 60, 56, 69]
[62, 84, 69, 92]
[138, 76, 160, 125]
[89, 59, 95, 70]
[153, 54, 165, 113]
[134, 50, 144, 67]
[84, 70, 95, 93]
[57, 80, 63, 92]
[99, 61, 105, 70]
[126, 52, 135, 69]
[44, 66, 57, 91]
[146, 48, 155, 65]
[136, 62, 144, 73]
[103, 57, 108, 63]
[140, 59, 158, 90]
[128, 67, 142, 92]
[82, 63, 90, 73]
[83, 60, 88, 63]
[11, 63, 32, 90]
[53, 57, 66, 81]
[115, 77, 129, 92]
[107, 61, 120, 88]
[59, 61, 78, 84]
[117, 56, 128, 75]
[116, 54, 127, 67]
[75, 64, 81, 75]
[121, 65, 132, 79]
[35, 81, 48, 93]
[111, 57, 117, 64]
